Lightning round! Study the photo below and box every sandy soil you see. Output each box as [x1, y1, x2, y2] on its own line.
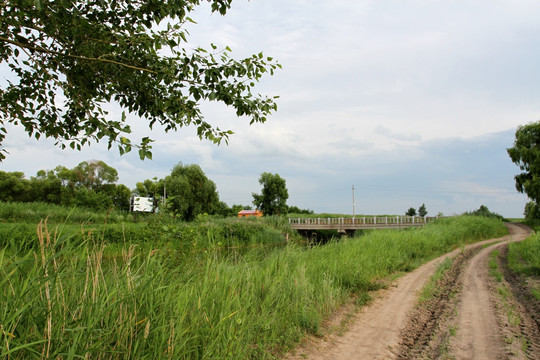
[285, 223, 537, 360]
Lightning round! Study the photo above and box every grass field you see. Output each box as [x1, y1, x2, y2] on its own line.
[0, 204, 507, 359]
[507, 230, 540, 300]
[0, 201, 135, 224]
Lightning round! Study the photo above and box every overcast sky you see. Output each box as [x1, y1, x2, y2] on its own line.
[2, 0, 539, 217]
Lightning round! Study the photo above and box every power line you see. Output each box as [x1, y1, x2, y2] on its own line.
[287, 185, 518, 197]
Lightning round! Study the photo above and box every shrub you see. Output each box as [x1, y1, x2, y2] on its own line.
[464, 205, 505, 220]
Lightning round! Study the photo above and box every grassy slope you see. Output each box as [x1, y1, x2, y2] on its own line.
[0, 215, 506, 359]
[507, 231, 540, 299]
[0, 201, 134, 224]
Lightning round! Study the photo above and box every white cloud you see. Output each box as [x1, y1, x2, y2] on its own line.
[2, 0, 538, 218]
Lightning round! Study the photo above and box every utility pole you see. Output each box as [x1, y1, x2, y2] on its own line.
[163, 183, 166, 206]
[352, 185, 355, 219]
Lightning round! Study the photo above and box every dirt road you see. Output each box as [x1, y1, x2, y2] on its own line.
[286, 223, 537, 360]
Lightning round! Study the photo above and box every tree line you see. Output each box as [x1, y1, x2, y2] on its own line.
[405, 203, 428, 217]
[0, 160, 312, 221]
[0, 161, 131, 211]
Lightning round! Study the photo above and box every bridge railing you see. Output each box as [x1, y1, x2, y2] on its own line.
[288, 216, 438, 226]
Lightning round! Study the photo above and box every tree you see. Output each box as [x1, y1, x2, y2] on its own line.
[523, 201, 539, 221]
[0, 161, 132, 211]
[0, 171, 31, 202]
[40, 160, 123, 210]
[218, 203, 252, 217]
[252, 172, 288, 216]
[507, 122, 540, 207]
[53, 166, 77, 188]
[0, 0, 281, 161]
[114, 184, 132, 212]
[405, 207, 417, 216]
[418, 203, 427, 217]
[73, 186, 114, 210]
[287, 205, 314, 215]
[465, 205, 504, 220]
[72, 160, 118, 190]
[134, 178, 164, 199]
[165, 163, 219, 221]
[31, 170, 63, 203]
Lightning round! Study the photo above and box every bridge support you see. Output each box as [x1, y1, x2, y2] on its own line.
[298, 230, 318, 242]
[338, 229, 356, 238]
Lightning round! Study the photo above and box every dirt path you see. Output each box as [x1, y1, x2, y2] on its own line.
[448, 238, 513, 359]
[286, 223, 534, 360]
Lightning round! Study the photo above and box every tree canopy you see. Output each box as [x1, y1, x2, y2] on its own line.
[0, 160, 130, 210]
[165, 163, 219, 221]
[135, 178, 164, 199]
[465, 205, 504, 220]
[252, 172, 288, 216]
[507, 122, 540, 206]
[405, 207, 417, 216]
[72, 160, 118, 190]
[0, 0, 280, 160]
[418, 203, 427, 217]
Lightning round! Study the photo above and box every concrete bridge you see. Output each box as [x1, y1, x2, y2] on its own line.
[288, 216, 439, 237]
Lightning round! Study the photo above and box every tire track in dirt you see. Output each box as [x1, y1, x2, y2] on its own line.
[396, 223, 532, 360]
[496, 242, 540, 359]
[286, 223, 531, 360]
[396, 247, 477, 359]
[448, 223, 531, 360]
[448, 243, 510, 359]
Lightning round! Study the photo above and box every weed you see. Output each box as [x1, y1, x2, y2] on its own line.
[419, 257, 453, 303]
[489, 250, 503, 282]
[0, 215, 506, 358]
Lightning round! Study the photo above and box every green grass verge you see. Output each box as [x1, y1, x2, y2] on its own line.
[489, 250, 503, 282]
[488, 249, 527, 353]
[418, 257, 453, 304]
[507, 233, 540, 277]
[507, 232, 540, 300]
[0, 216, 293, 252]
[0, 201, 135, 224]
[0, 216, 506, 359]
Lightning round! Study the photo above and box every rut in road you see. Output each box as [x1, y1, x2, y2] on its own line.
[396, 247, 478, 359]
[286, 223, 532, 360]
[449, 239, 511, 359]
[397, 223, 533, 360]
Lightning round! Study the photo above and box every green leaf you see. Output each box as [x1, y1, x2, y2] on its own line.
[0, 0, 280, 163]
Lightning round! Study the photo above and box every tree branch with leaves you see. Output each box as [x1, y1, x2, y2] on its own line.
[508, 121, 540, 215]
[0, 0, 281, 160]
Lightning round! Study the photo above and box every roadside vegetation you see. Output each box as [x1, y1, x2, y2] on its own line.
[418, 257, 454, 304]
[463, 205, 506, 221]
[507, 231, 540, 300]
[489, 248, 535, 358]
[0, 204, 507, 359]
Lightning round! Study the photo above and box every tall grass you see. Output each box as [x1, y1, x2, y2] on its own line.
[508, 232, 540, 276]
[0, 201, 134, 224]
[0, 216, 506, 359]
[0, 216, 291, 253]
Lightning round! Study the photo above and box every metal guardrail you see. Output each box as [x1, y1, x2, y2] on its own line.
[288, 216, 438, 231]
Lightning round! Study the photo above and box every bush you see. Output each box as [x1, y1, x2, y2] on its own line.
[508, 232, 540, 276]
[524, 201, 540, 222]
[464, 205, 505, 220]
[0, 201, 135, 224]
